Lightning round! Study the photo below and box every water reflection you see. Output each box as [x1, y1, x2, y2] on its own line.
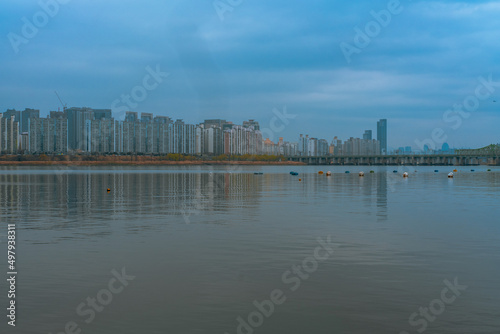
[0, 172, 265, 239]
[0, 168, 499, 334]
[377, 173, 388, 221]
[0, 170, 392, 231]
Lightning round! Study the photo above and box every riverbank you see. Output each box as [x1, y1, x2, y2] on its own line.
[0, 160, 306, 166]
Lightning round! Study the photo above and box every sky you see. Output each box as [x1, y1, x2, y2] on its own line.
[1, 0, 499, 151]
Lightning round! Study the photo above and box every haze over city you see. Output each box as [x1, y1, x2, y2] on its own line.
[1, 0, 499, 150]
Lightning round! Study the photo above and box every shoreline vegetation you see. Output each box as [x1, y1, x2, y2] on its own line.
[0, 154, 305, 166]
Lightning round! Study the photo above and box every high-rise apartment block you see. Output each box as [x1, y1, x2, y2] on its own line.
[341, 137, 381, 156]
[0, 115, 19, 153]
[28, 116, 68, 153]
[66, 107, 99, 151]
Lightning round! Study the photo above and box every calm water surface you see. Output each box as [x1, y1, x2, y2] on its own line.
[1, 165, 499, 334]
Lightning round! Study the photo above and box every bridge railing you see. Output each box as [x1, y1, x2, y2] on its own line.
[286, 153, 499, 159]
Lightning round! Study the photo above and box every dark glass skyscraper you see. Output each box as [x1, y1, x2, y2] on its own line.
[377, 119, 387, 154]
[21, 108, 40, 133]
[3, 109, 20, 122]
[93, 109, 112, 120]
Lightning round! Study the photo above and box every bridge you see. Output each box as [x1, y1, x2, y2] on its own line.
[287, 154, 500, 166]
[287, 144, 500, 166]
[287, 152, 500, 166]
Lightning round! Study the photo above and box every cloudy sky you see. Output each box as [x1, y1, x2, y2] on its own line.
[1, 0, 499, 150]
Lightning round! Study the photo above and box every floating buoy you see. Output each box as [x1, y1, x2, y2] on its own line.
[448, 172, 454, 178]
[434, 170, 439, 173]
[453, 169, 458, 172]
[370, 170, 375, 173]
[403, 172, 409, 178]
[345, 171, 350, 174]
[471, 169, 475, 172]
[107, 188, 111, 192]
[487, 169, 492, 172]
[393, 170, 398, 173]
[318, 171, 324, 175]
[359, 171, 365, 177]
[326, 171, 332, 176]
[299, 178, 302, 181]
[290, 171, 299, 176]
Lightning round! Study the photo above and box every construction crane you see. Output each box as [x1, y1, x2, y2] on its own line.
[54, 91, 67, 112]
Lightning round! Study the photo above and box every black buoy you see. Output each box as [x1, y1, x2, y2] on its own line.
[107, 188, 111, 192]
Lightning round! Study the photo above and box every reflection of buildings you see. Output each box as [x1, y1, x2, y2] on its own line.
[0, 171, 263, 229]
[350, 172, 388, 221]
[291, 172, 388, 222]
[376, 173, 388, 221]
[0, 170, 391, 246]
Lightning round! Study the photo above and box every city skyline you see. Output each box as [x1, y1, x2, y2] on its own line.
[7, 107, 393, 149]
[0, 95, 496, 152]
[3, 106, 490, 155]
[2, 106, 463, 156]
[1, 1, 499, 150]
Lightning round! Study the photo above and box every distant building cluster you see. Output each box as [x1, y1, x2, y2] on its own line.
[2, 108, 264, 156]
[324, 119, 386, 156]
[1, 108, 389, 157]
[421, 142, 454, 155]
[297, 135, 329, 156]
[262, 137, 298, 156]
[329, 136, 381, 156]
